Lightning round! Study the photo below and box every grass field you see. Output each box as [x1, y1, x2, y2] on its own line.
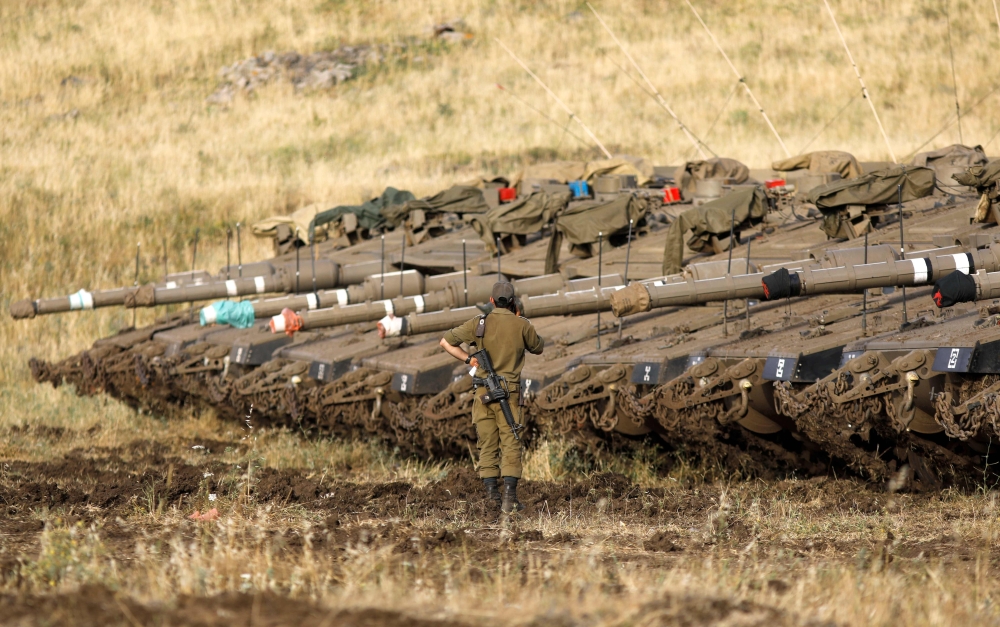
[5, 1, 1000, 624]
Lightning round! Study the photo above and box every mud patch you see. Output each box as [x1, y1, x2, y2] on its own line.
[628, 595, 823, 627]
[0, 584, 472, 627]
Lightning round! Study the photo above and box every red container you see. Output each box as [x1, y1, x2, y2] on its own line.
[663, 187, 681, 203]
[498, 187, 517, 202]
[765, 179, 787, 189]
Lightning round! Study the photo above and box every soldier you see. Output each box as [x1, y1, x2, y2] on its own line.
[439, 281, 544, 513]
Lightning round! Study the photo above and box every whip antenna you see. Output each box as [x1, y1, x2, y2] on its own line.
[236, 223, 243, 277]
[462, 239, 469, 307]
[587, 2, 711, 159]
[745, 237, 752, 330]
[399, 233, 406, 296]
[684, 0, 790, 158]
[190, 228, 199, 281]
[495, 38, 613, 159]
[496, 84, 591, 149]
[618, 218, 633, 340]
[311, 237, 317, 297]
[723, 206, 736, 337]
[821, 0, 896, 162]
[596, 232, 603, 350]
[132, 242, 140, 328]
[945, 4, 963, 144]
[898, 183, 907, 325]
[993, 0, 1000, 42]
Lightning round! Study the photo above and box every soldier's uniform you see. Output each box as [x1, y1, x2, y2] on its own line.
[442, 282, 543, 511]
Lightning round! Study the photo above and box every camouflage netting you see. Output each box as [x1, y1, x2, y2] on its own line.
[662, 186, 767, 275]
[772, 150, 862, 180]
[673, 158, 750, 196]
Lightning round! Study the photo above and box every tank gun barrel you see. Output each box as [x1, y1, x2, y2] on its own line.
[376, 276, 626, 339]
[612, 244, 1000, 317]
[10, 259, 386, 320]
[932, 259, 1000, 308]
[770, 248, 992, 299]
[268, 273, 619, 335]
[210, 268, 441, 324]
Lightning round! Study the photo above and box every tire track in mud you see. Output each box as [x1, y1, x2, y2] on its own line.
[1, 436, 964, 572]
[0, 583, 819, 627]
[1, 585, 471, 627]
[1, 441, 709, 522]
[1, 434, 926, 523]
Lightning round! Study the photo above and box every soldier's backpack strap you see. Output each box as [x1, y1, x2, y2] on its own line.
[475, 313, 489, 338]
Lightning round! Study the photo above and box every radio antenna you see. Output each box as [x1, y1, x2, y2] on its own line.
[132, 242, 140, 328]
[496, 38, 613, 159]
[821, 0, 896, 162]
[945, 4, 963, 144]
[684, 0, 790, 157]
[588, 2, 711, 159]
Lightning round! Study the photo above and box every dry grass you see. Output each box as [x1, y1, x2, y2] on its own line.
[5, 1, 1000, 624]
[6, 446, 1000, 626]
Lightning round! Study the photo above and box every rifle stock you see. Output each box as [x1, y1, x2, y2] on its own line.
[470, 348, 522, 441]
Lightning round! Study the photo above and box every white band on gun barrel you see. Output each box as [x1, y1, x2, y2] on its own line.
[202, 305, 218, 324]
[336, 289, 349, 305]
[226, 280, 238, 297]
[165, 281, 178, 289]
[305, 293, 317, 310]
[413, 294, 425, 314]
[254, 276, 266, 293]
[69, 289, 94, 310]
[910, 258, 929, 284]
[270, 313, 286, 333]
[951, 253, 971, 275]
[381, 300, 394, 315]
[378, 314, 403, 337]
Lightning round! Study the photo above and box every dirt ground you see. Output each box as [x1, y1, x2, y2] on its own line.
[4, 422, 1000, 626]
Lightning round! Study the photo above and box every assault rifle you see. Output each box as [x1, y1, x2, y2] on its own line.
[470, 348, 523, 441]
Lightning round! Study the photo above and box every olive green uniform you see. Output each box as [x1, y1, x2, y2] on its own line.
[443, 308, 544, 478]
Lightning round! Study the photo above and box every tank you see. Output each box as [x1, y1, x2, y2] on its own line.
[537, 187, 1000, 486]
[22, 156, 1000, 485]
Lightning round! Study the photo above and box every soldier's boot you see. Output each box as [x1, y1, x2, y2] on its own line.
[501, 476, 525, 514]
[483, 477, 502, 509]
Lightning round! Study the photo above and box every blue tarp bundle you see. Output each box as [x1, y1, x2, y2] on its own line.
[200, 300, 256, 328]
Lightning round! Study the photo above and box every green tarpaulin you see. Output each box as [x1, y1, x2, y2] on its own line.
[772, 150, 862, 179]
[380, 185, 489, 227]
[954, 161, 1000, 224]
[662, 186, 767, 276]
[508, 157, 653, 189]
[674, 158, 750, 196]
[911, 144, 987, 170]
[545, 194, 650, 273]
[309, 187, 415, 242]
[806, 165, 935, 210]
[469, 190, 571, 252]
